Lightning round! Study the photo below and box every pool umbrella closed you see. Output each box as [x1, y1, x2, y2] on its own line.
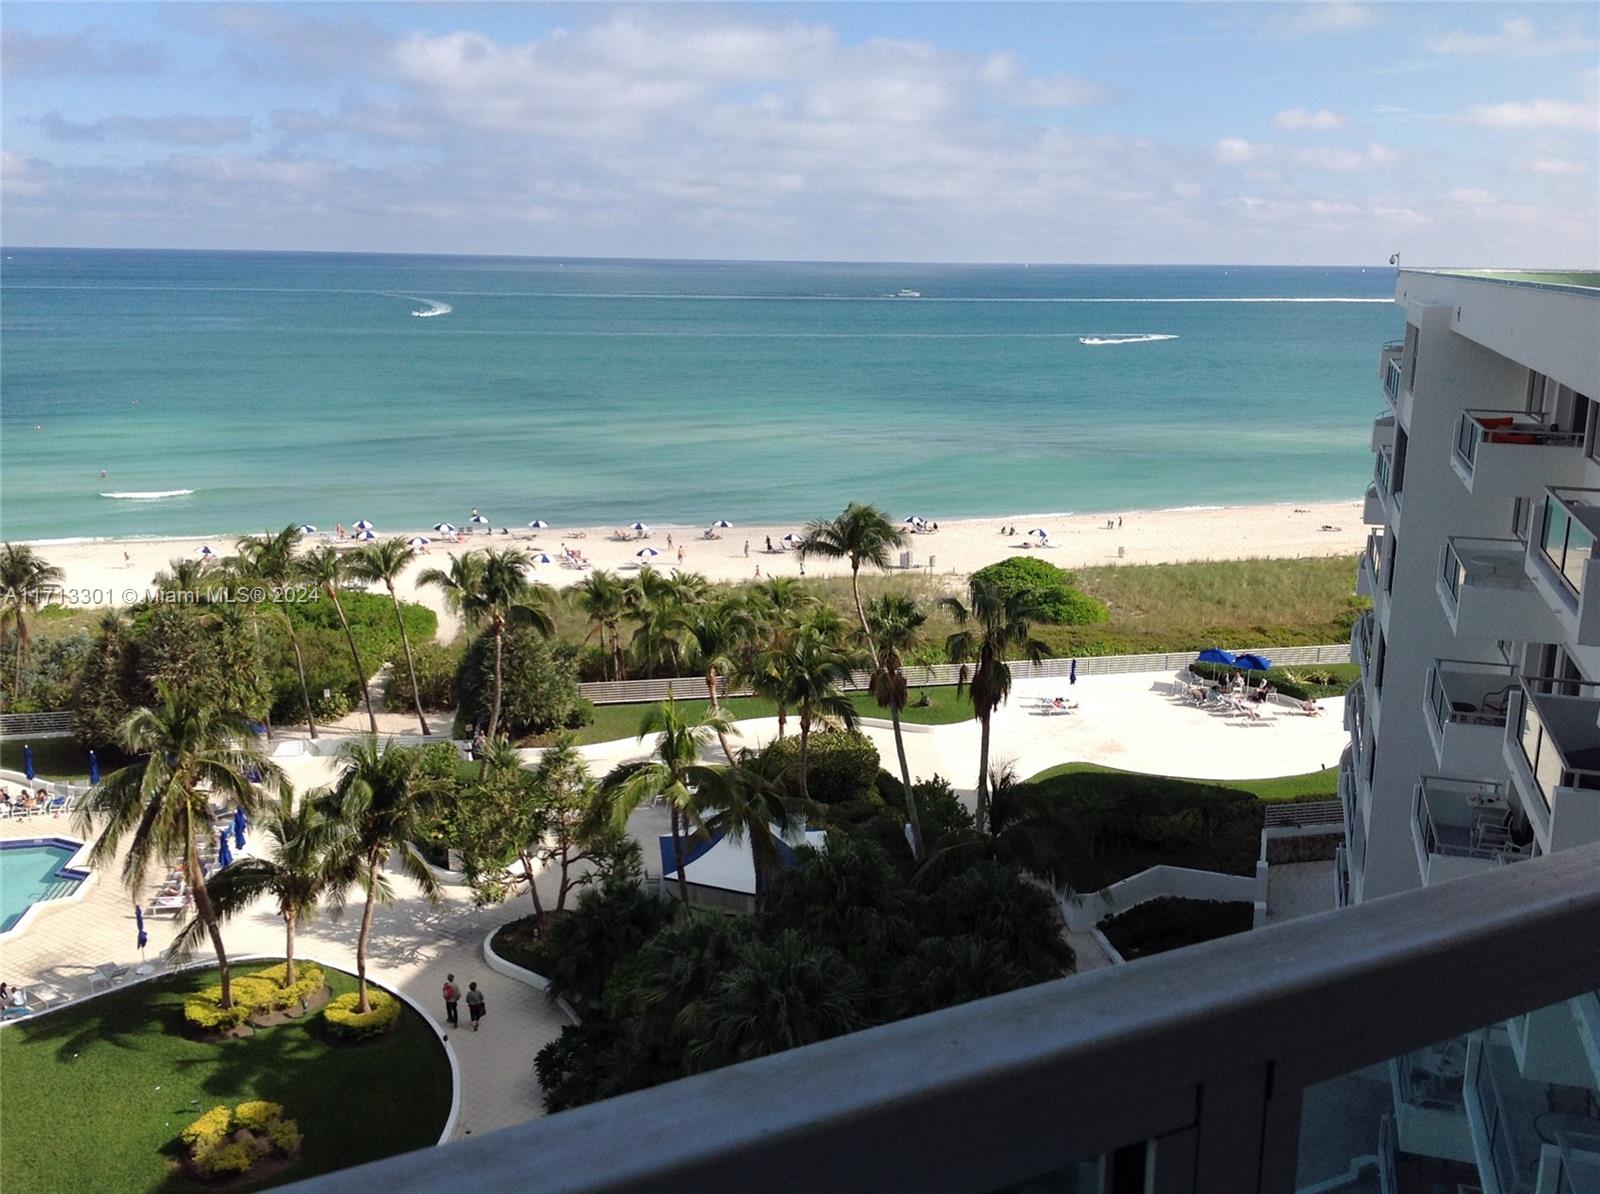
[1195, 648, 1237, 667]
[232, 807, 248, 849]
[217, 829, 233, 869]
[88, 750, 100, 785]
[23, 745, 34, 781]
[135, 904, 147, 954]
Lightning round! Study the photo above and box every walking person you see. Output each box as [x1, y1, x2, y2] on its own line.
[442, 973, 460, 1028]
[465, 981, 486, 1031]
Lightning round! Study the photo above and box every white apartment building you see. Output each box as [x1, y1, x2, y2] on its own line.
[1342, 269, 1600, 1192]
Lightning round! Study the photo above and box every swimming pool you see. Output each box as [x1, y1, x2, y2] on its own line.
[0, 838, 88, 934]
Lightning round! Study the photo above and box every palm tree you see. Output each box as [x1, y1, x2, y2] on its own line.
[624, 566, 690, 679]
[349, 539, 431, 736]
[683, 596, 753, 761]
[419, 548, 551, 747]
[776, 613, 861, 803]
[796, 502, 905, 663]
[234, 527, 318, 739]
[316, 737, 443, 1013]
[171, 788, 351, 987]
[573, 569, 629, 680]
[154, 556, 207, 594]
[0, 543, 63, 704]
[75, 685, 275, 1008]
[301, 546, 378, 735]
[865, 594, 927, 860]
[695, 762, 812, 905]
[600, 696, 733, 903]
[741, 580, 819, 739]
[913, 765, 1079, 897]
[943, 576, 1048, 833]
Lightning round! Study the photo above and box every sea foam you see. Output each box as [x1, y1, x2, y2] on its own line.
[411, 300, 453, 318]
[100, 489, 194, 500]
[1078, 334, 1179, 346]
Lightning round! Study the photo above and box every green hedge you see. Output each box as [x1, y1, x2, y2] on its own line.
[760, 729, 881, 804]
[971, 557, 1109, 625]
[323, 990, 401, 1040]
[1098, 897, 1254, 961]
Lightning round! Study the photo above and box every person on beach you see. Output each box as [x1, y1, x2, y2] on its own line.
[677, 546, 685, 565]
[754, 565, 761, 579]
[765, 536, 773, 553]
[442, 974, 460, 1027]
[667, 533, 673, 549]
[744, 540, 750, 558]
[465, 982, 485, 1030]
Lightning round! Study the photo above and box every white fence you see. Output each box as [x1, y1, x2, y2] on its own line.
[578, 643, 1352, 705]
[1060, 860, 1270, 933]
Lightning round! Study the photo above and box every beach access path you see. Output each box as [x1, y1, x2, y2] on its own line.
[27, 500, 1364, 643]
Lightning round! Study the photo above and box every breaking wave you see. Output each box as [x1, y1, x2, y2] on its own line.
[411, 300, 453, 318]
[100, 489, 194, 500]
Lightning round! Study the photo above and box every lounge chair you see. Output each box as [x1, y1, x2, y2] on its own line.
[89, 963, 129, 993]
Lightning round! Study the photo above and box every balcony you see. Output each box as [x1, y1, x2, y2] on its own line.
[1505, 678, 1600, 852]
[1424, 661, 1518, 775]
[1372, 445, 1403, 530]
[1526, 488, 1600, 648]
[1380, 341, 1403, 397]
[1452, 409, 1588, 496]
[1350, 610, 1373, 677]
[1357, 531, 1381, 598]
[1362, 481, 1386, 527]
[1465, 1032, 1600, 1194]
[1412, 777, 1527, 886]
[1389, 1039, 1475, 1163]
[1438, 535, 1554, 642]
[1370, 413, 1396, 455]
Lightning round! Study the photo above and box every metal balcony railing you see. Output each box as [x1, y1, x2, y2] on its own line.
[284, 845, 1600, 1194]
[1536, 488, 1600, 601]
[1455, 409, 1584, 474]
[1384, 357, 1403, 404]
[1412, 778, 1525, 865]
[1425, 661, 1516, 738]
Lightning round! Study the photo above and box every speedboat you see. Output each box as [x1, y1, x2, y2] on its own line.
[896, 289, 921, 298]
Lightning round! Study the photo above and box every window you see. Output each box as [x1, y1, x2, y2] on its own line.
[1384, 534, 1398, 594]
[1403, 325, 1419, 391]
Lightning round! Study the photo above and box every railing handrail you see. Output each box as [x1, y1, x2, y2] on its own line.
[283, 844, 1600, 1194]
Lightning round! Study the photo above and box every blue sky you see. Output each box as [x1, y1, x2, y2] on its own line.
[3, 2, 1596, 264]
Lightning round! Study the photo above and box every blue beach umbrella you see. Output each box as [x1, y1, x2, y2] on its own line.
[527, 519, 549, 530]
[1196, 648, 1237, 667]
[135, 904, 147, 952]
[530, 553, 553, 565]
[354, 529, 377, 541]
[23, 745, 34, 781]
[88, 750, 100, 785]
[711, 519, 732, 529]
[197, 545, 215, 559]
[296, 524, 317, 534]
[217, 830, 233, 869]
[433, 522, 457, 533]
[631, 521, 651, 533]
[353, 519, 375, 531]
[407, 536, 431, 549]
[232, 807, 248, 849]
[470, 513, 491, 526]
[636, 547, 660, 560]
[1233, 653, 1274, 673]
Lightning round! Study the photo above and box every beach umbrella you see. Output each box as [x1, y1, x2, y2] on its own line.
[527, 519, 549, 529]
[1027, 528, 1049, 538]
[23, 745, 34, 781]
[354, 529, 377, 541]
[781, 532, 803, 546]
[407, 536, 431, 549]
[1196, 647, 1237, 667]
[135, 904, 147, 954]
[530, 552, 553, 565]
[631, 521, 651, 533]
[636, 547, 660, 559]
[88, 750, 100, 785]
[711, 519, 732, 529]
[433, 522, 457, 533]
[1232, 653, 1273, 673]
[903, 515, 923, 525]
[470, 513, 491, 526]
[232, 806, 248, 849]
[353, 519, 375, 531]
[217, 830, 233, 869]
[296, 524, 318, 534]
[197, 545, 215, 559]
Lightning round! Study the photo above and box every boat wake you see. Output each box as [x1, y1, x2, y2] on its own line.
[1078, 334, 1179, 346]
[411, 299, 453, 318]
[100, 489, 194, 500]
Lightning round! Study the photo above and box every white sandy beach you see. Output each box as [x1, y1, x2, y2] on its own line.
[22, 499, 1363, 642]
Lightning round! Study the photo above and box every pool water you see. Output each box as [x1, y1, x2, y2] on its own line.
[0, 841, 85, 933]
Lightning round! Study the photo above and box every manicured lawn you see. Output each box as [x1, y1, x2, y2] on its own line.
[560, 685, 970, 745]
[0, 737, 95, 782]
[1025, 761, 1338, 803]
[1099, 898, 1255, 961]
[0, 964, 451, 1193]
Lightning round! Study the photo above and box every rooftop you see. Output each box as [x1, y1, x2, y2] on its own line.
[1411, 268, 1600, 296]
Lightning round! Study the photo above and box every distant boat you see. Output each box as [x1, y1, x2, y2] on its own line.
[896, 289, 921, 298]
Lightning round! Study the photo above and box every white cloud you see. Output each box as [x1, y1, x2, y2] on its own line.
[1448, 187, 1494, 205]
[1213, 137, 1259, 164]
[1527, 157, 1585, 176]
[1268, 4, 1376, 38]
[1464, 99, 1599, 131]
[1429, 18, 1596, 58]
[0, 150, 49, 196]
[1272, 107, 1346, 131]
[979, 53, 1107, 107]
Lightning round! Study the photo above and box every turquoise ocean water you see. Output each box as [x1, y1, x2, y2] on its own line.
[0, 249, 1397, 541]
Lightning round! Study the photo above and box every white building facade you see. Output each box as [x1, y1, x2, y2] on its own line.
[1342, 269, 1600, 1191]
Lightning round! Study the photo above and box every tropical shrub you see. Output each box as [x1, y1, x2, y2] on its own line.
[384, 639, 462, 712]
[453, 625, 584, 738]
[1187, 661, 1357, 700]
[179, 1101, 300, 1179]
[760, 729, 879, 804]
[181, 963, 325, 1031]
[323, 989, 401, 1040]
[970, 557, 1109, 625]
[542, 879, 676, 1019]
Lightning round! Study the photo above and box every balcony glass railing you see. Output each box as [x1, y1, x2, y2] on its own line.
[1440, 538, 1529, 608]
[1454, 409, 1584, 474]
[1373, 447, 1394, 497]
[1413, 778, 1523, 864]
[1425, 662, 1516, 737]
[1514, 679, 1600, 812]
[1538, 491, 1600, 599]
[1384, 357, 1402, 404]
